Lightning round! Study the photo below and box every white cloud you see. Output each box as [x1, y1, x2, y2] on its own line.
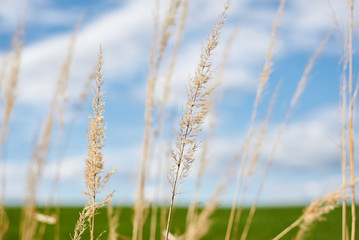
[7, 0, 352, 107]
[11, 0, 153, 106]
[264, 107, 339, 167]
[2, 0, 359, 206]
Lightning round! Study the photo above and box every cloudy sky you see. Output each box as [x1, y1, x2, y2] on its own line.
[0, 0, 358, 207]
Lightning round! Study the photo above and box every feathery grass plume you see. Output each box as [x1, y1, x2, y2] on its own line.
[184, 26, 240, 238]
[347, 1, 356, 239]
[186, 29, 239, 228]
[224, 2, 286, 240]
[237, 32, 331, 240]
[251, 0, 286, 124]
[0, 21, 25, 239]
[184, 25, 238, 225]
[185, 120, 212, 227]
[72, 46, 116, 240]
[0, 54, 12, 96]
[36, 19, 81, 240]
[165, 1, 230, 239]
[133, 1, 182, 239]
[20, 21, 81, 240]
[273, 190, 343, 240]
[160, 0, 188, 110]
[150, 2, 189, 239]
[21, 106, 54, 240]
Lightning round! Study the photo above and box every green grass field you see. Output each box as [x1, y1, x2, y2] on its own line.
[4, 206, 359, 239]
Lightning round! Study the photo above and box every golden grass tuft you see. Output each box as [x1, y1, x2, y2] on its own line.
[72, 46, 115, 240]
[273, 190, 343, 240]
[0, 21, 25, 239]
[165, 1, 230, 239]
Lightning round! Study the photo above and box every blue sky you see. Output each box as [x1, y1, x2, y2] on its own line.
[0, 0, 358, 206]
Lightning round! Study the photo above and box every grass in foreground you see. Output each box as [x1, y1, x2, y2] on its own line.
[4, 206, 359, 239]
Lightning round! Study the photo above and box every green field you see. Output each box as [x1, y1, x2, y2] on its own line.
[4, 206, 359, 239]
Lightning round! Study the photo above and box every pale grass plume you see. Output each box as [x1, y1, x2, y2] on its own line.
[20, 21, 80, 240]
[0, 21, 25, 239]
[21, 113, 54, 240]
[273, 190, 343, 240]
[72, 46, 115, 240]
[251, 0, 286, 124]
[133, 1, 182, 239]
[185, 29, 239, 225]
[224, 1, 286, 238]
[185, 109, 216, 229]
[185, 25, 240, 239]
[150, 2, 189, 239]
[0, 54, 11, 92]
[165, 1, 230, 239]
[347, 1, 356, 239]
[238, 32, 331, 240]
[160, 0, 188, 109]
[37, 20, 81, 240]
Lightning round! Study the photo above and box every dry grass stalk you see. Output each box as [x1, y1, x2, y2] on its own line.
[150, 3, 189, 240]
[185, 114, 213, 229]
[20, 21, 81, 240]
[107, 201, 119, 240]
[237, 32, 331, 240]
[224, 1, 286, 238]
[184, 183, 225, 240]
[185, 30, 239, 229]
[36, 20, 80, 240]
[247, 81, 281, 176]
[224, 0, 287, 237]
[186, 25, 239, 240]
[184, 133, 241, 240]
[339, 31, 349, 240]
[251, 0, 286, 125]
[233, 82, 281, 240]
[347, 1, 356, 240]
[290, 32, 332, 110]
[273, 190, 343, 240]
[133, 1, 182, 239]
[0, 54, 10, 92]
[161, 0, 188, 109]
[73, 46, 116, 240]
[0, 22, 25, 240]
[20, 113, 54, 240]
[0, 207, 9, 240]
[165, 2, 230, 239]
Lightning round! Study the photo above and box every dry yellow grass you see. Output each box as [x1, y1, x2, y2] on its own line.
[165, 2, 230, 239]
[273, 190, 343, 240]
[72, 46, 115, 240]
[133, 1, 182, 238]
[0, 22, 25, 240]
